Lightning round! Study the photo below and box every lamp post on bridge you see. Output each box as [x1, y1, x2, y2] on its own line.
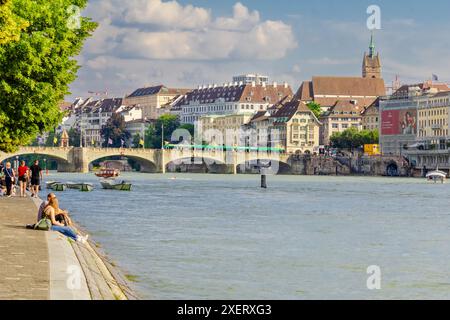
[161, 122, 166, 174]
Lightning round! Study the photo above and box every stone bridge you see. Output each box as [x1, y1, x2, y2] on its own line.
[0, 147, 408, 176]
[0, 147, 291, 174]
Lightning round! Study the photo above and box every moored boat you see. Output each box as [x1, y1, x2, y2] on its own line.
[80, 183, 94, 192]
[51, 183, 67, 192]
[95, 168, 120, 179]
[67, 182, 94, 192]
[426, 169, 447, 184]
[46, 181, 61, 189]
[100, 180, 132, 191]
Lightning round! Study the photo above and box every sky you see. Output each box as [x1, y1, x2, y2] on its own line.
[68, 0, 450, 100]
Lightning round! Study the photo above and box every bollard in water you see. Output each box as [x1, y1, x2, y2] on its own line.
[261, 174, 267, 189]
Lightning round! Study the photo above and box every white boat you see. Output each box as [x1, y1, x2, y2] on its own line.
[100, 180, 132, 191]
[66, 182, 94, 192]
[426, 169, 447, 184]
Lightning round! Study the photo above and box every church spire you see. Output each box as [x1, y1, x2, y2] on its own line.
[369, 32, 376, 58]
[363, 32, 381, 79]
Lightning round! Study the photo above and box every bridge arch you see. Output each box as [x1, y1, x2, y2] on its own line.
[236, 158, 292, 174]
[0, 147, 71, 170]
[165, 156, 229, 174]
[386, 161, 399, 177]
[86, 153, 158, 173]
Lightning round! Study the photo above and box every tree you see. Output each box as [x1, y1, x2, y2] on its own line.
[132, 133, 142, 149]
[330, 128, 379, 150]
[45, 130, 61, 147]
[146, 114, 181, 149]
[0, 0, 28, 45]
[307, 102, 322, 119]
[179, 123, 195, 137]
[100, 113, 131, 148]
[0, 0, 97, 152]
[68, 127, 81, 147]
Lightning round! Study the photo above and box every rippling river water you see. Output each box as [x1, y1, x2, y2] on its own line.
[48, 173, 450, 299]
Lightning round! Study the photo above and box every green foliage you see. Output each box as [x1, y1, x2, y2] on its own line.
[306, 102, 322, 119]
[179, 123, 195, 137]
[145, 114, 181, 149]
[330, 128, 379, 150]
[0, 0, 28, 45]
[0, 0, 97, 152]
[100, 113, 131, 148]
[132, 133, 142, 149]
[45, 130, 61, 147]
[68, 127, 80, 147]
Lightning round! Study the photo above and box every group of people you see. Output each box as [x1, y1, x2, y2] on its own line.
[0, 160, 43, 198]
[32, 193, 89, 243]
[0, 159, 86, 242]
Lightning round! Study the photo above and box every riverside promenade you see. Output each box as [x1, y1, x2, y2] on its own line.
[0, 196, 135, 300]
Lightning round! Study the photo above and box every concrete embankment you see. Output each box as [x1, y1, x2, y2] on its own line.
[0, 195, 136, 300]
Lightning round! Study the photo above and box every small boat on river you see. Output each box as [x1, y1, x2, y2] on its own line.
[95, 168, 120, 179]
[100, 180, 132, 191]
[46, 181, 61, 189]
[51, 183, 67, 192]
[426, 169, 447, 184]
[66, 182, 94, 192]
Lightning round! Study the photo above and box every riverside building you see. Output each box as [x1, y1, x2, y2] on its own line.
[245, 99, 321, 154]
[176, 82, 293, 125]
[379, 83, 450, 161]
[124, 85, 190, 120]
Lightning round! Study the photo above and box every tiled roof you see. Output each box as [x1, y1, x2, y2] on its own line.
[250, 110, 270, 123]
[311, 76, 386, 97]
[294, 81, 313, 100]
[322, 100, 362, 119]
[59, 101, 72, 112]
[295, 76, 385, 108]
[127, 85, 190, 98]
[78, 98, 123, 113]
[174, 84, 293, 107]
[361, 98, 380, 115]
[271, 100, 320, 125]
[393, 82, 450, 98]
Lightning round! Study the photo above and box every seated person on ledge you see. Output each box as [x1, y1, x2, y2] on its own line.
[44, 197, 88, 244]
[38, 193, 73, 226]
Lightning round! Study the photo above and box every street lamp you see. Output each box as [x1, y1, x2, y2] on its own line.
[161, 122, 165, 150]
[15, 156, 19, 171]
[98, 108, 102, 148]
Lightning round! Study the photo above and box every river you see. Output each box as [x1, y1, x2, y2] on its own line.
[46, 172, 450, 299]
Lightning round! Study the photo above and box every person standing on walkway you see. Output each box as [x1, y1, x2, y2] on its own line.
[2, 162, 16, 198]
[30, 160, 43, 198]
[17, 161, 29, 198]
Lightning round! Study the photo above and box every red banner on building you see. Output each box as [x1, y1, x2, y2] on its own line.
[381, 109, 417, 136]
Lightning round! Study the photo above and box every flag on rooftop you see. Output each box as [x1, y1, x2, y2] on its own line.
[432, 74, 439, 81]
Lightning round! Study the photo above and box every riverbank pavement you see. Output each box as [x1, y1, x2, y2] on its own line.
[0, 194, 135, 300]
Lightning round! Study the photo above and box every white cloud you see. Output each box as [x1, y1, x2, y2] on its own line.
[214, 2, 260, 31]
[123, 0, 211, 30]
[83, 0, 297, 61]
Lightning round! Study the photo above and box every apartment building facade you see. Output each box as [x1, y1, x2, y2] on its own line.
[124, 85, 190, 120]
[176, 82, 293, 125]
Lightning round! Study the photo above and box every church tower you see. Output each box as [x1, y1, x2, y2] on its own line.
[362, 33, 382, 79]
